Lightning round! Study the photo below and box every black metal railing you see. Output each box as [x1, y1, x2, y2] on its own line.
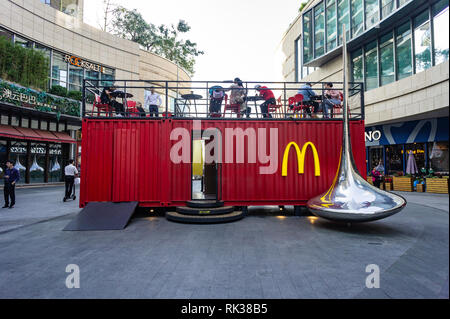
[82, 80, 365, 121]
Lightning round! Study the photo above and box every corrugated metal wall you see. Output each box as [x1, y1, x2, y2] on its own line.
[80, 119, 366, 207]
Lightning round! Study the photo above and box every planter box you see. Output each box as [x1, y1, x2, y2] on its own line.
[384, 182, 393, 191]
[416, 183, 425, 192]
[367, 177, 373, 185]
[426, 178, 449, 194]
[393, 176, 414, 192]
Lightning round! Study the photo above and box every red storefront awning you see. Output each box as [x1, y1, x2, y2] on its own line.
[0, 125, 76, 144]
[0, 125, 24, 140]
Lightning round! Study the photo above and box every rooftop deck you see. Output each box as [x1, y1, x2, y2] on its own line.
[82, 80, 365, 121]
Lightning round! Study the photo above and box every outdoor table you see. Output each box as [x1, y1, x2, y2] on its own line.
[246, 96, 265, 118]
[180, 93, 203, 117]
[110, 90, 134, 116]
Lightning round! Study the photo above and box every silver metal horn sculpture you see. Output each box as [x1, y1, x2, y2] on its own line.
[307, 25, 406, 223]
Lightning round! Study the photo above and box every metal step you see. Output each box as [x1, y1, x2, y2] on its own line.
[166, 210, 246, 224]
[186, 200, 225, 209]
[176, 206, 235, 216]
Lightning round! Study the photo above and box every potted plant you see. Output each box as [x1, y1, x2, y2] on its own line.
[384, 176, 393, 191]
[415, 177, 425, 192]
[393, 173, 414, 192]
[426, 172, 449, 194]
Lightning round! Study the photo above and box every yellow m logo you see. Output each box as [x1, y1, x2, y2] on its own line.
[282, 142, 321, 177]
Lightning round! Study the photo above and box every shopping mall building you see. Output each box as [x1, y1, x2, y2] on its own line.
[0, 0, 190, 185]
[281, 0, 449, 176]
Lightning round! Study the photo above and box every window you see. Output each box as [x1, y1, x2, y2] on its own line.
[414, 11, 432, 73]
[433, 0, 449, 65]
[396, 22, 413, 80]
[9, 142, 27, 185]
[69, 63, 83, 92]
[49, 144, 62, 183]
[0, 27, 13, 41]
[351, 0, 364, 37]
[365, 0, 379, 29]
[429, 142, 449, 174]
[351, 49, 363, 83]
[326, 0, 337, 52]
[365, 40, 378, 90]
[398, 0, 410, 7]
[30, 143, 46, 184]
[385, 145, 403, 175]
[14, 36, 33, 48]
[314, 2, 325, 57]
[101, 68, 115, 88]
[295, 37, 301, 81]
[381, 0, 395, 18]
[380, 32, 394, 86]
[303, 10, 313, 63]
[337, 0, 350, 45]
[52, 52, 68, 88]
[405, 143, 426, 171]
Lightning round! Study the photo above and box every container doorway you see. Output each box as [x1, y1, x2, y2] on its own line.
[191, 132, 219, 200]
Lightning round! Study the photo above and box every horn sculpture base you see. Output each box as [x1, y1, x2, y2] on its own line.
[307, 173, 407, 223]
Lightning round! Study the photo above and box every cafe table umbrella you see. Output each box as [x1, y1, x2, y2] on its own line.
[406, 150, 419, 175]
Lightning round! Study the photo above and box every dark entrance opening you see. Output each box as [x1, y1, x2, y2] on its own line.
[191, 130, 219, 201]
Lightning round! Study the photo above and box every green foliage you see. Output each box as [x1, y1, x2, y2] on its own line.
[0, 79, 80, 117]
[299, 1, 308, 12]
[111, 7, 203, 75]
[0, 36, 49, 90]
[49, 85, 68, 97]
[67, 90, 83, 101]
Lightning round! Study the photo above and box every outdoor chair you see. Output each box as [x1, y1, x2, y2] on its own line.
[93, 94, 112, 117]
[268, 96, 283, 118]
[223, 94, 242, 118]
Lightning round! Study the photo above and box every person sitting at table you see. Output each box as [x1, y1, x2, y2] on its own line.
[209, 86, 225, 116]
[145, 87, 162, 117]
[255, 85, 275, 118]
[297, 83, 319, 118]
[322, 82, 342, 119]
[100, 85, 125, 117]
[229, 78, 250, 118]
[136, 102, 146, 117]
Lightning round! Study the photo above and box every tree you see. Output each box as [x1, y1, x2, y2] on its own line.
[299, 1, 308, 12]
[110, 7, 203, 75]
[99, 0, 116, 32]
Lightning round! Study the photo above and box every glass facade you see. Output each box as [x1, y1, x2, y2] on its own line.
[0, 27, 116, 93]
[303, 10, 313, 64]
[349, 1, 449, 90]
[351, 0, 364, 37]
[337, 0, 350, 45]
[379, 32, 394, 86]
[364, 40, 378, 90]
[326, 0, 337, 51]
[433, 0, 449, 65]
[414, 11, 432, 73]
[365, 0, 380, 30]
[396, 22, 413, 80]
[39, 0, 80, 17]
[314, 2, 325, 57]
[381, 0, 396, 18]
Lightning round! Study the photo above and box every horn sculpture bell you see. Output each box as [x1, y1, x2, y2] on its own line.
[307, 25, 406, 223]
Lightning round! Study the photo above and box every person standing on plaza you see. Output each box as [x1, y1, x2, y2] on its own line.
[145, 87, 162, 117]
[3, 160, 20, 209]
[255, 85, 275, 118]
[64, 159, 78, 202]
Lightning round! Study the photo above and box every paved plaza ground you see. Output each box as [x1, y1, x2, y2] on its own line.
[0, 186, 448, 299]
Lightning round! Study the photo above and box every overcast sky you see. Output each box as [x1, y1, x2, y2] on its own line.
[83, 0, 303, 82]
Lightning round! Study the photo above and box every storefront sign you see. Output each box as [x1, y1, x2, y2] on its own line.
[64, 55, 104, 73]
[1, 88, 37, 105]
[10, 146, 62, 155]
[365, 117, 449, 146]
[365, 130, 382, 142]
[282, 142, 321, 177]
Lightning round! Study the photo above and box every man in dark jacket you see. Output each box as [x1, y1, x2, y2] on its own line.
[3, 160, 20, 209]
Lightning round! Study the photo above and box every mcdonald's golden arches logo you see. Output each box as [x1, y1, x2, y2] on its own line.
[282, 142, 321, 177]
